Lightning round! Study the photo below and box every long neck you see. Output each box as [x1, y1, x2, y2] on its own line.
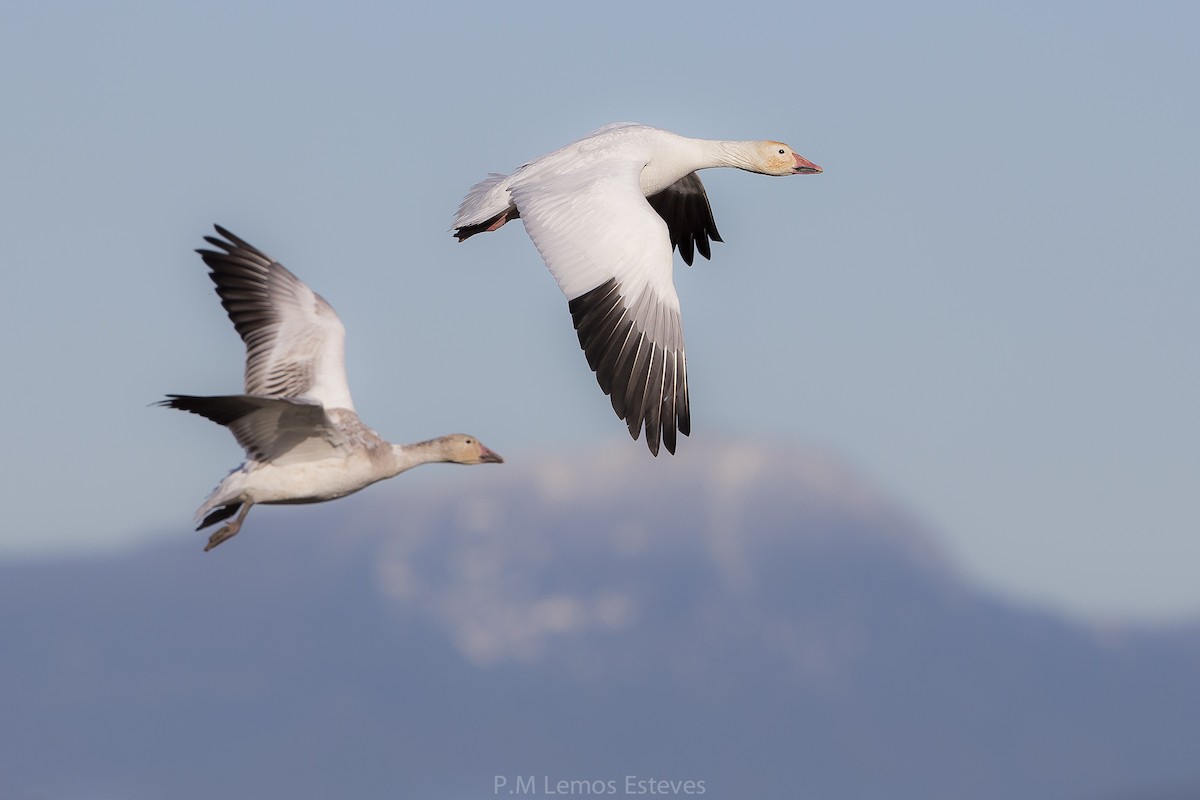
[386, 437, 449, 477]
[698, 139, 763, 171]
[642, 136, 761, 195]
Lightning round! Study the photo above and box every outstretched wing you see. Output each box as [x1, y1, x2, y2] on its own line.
[511, 161, 690, 456]
[196, 226, 356, 411]
[159, 394, 349, 465]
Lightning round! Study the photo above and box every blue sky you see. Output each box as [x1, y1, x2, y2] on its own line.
[0, 0, 1196, 622]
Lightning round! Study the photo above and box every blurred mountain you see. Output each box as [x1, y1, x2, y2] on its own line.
[2, 441, 1198, 800]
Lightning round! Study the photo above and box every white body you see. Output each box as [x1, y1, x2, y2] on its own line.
[453, 122, 820, 455]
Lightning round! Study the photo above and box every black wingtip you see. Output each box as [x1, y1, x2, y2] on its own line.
[568, 280, 689, 457]
[211, 224, 246, 248]
[646, 173, 722, 270]
[203, 225, 265, 259]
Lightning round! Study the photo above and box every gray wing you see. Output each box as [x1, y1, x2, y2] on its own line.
[196, 226, 356, 411]
[159, 394, 349, 465]
[646, 173, 723, 266]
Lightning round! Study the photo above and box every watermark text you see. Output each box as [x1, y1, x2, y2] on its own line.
[493, 775, 706, 795]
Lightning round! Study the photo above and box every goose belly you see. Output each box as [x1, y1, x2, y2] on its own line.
[243, 457, 385, 506]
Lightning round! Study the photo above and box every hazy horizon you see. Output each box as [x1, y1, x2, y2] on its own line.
[4, 440, 1198, 799]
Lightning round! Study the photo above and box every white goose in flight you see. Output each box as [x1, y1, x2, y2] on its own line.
[161, 226, 503, 551]
[453, 122, 821, 456]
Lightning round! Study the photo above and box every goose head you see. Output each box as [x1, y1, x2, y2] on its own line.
[756, 141, 823, 176]
[440, 434, 505, 465]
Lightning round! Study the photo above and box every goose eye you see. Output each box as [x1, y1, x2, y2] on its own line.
[778, 148, 786, 155]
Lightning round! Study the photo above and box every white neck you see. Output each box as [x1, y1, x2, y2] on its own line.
[696, 138, 765, 171]
[641, 136, 764, 196]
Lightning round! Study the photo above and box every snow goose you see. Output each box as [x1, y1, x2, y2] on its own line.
[161, 226, 503, 551]
[452, 122, 821, 456]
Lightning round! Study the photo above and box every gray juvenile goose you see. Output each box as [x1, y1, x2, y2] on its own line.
[162, 226, 503, 551]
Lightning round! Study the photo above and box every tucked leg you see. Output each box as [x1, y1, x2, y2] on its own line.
[454, 208, 520, 241]
[204, 502, 253, 551]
